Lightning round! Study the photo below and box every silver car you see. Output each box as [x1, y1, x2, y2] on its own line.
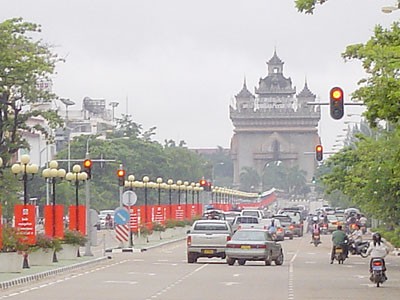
[225, 229, 284, 266]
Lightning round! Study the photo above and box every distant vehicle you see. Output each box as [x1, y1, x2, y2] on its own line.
[272, 214, 294, 239]
[231, 216, 265, 233]
[97, 209, 115, 230]
[225, 229, 284, 266]
[240, 209, 264, 219]
[224, 211, 241, 225]
[186, 219, 233, 263]
[261, 218, 284, 241]
[327, 214, 340, 233]
[280, 210, 303, 237]
[201, 209, 226, 220]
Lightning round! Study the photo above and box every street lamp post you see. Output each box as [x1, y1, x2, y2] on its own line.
[190, 182, 195, 204]
[166, 179, 174, 217]
[11, 154, 39, 205]
[143, 176, 150, 225]
[65, 164, 88, 233]
[156, 177, 163, 205]
[176, 180, 182, 205]
[42, 160, 66, 238]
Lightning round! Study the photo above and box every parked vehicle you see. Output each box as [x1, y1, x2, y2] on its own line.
[370, 257, 387, 287]
[186, 220, 233, 263]
[225, 229, 284, 266]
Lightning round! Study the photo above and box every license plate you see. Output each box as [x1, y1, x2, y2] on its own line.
[202, 249, 215, 254]
[373, 266, 383, 271]
[241, 245, 251, 249]
[335, 248, 343, 253]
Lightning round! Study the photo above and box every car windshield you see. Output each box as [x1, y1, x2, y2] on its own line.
[233, 230, 270, 241]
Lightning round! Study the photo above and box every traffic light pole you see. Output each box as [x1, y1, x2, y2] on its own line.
[84, 151, 93, 256]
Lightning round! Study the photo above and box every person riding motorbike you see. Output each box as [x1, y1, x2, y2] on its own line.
[331, 225, 348, 264]
[310, 219, 320, 243]
[349, 224, 363, 245]
[366, 233, 389, 280]
[268, 220, 277, 239]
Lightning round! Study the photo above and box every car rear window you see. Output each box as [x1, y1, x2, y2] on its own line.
[233, 231, 270, 241]
[194, 223, 228, 231]
[242, 211, 259, 217]
[235, 217, 259, 224]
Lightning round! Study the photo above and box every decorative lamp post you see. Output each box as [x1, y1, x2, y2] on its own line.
[143, 176, 149, 225]
[166, 179, 174, 217]
[65, 164, 88, 232]
[190, 182, 196, 204]
[176, 180, 182, 204]
[195, 183, 201, 204]
[184, 181, 189, 205]
[42, 160, 66, 238]
[125, 175, 135, 190]
[156, 177, 163, 205]
[11, 154, 39, 205]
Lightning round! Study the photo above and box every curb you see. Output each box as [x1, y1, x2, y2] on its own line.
[0, 256, 108, 291]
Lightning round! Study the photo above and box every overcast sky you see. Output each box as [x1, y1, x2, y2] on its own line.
[1, 0, 398, 151]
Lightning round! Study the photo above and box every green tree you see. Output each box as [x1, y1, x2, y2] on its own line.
[294, 0, 328, 14]
[343, 22, 400, 128]
[240, 167, 261, 192]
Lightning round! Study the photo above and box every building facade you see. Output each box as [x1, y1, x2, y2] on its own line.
[230, 51, 321, 188]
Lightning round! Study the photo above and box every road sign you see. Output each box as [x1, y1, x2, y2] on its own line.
[114, 207, 130, 225]
[122, 190, 137, 206]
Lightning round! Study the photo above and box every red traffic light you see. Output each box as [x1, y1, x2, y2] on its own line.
[117, 169, 126, 178]
[315, 145, 323, 161]
[83, 159, 93, 168]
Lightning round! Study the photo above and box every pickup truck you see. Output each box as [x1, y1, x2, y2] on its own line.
[186, 219, 233, 263]
[231, 216, 267, 233]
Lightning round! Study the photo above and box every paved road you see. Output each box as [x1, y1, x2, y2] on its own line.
[1, 233, 399, 300]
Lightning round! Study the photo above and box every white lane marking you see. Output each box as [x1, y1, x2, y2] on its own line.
[304, 261, 316, 264]
[153, 262, 178, 266]
[145, 264, 209, 300]
[288, 250, 298, 300]
[128, 272, 156, 276]
[233, 274, 240, 277]
[105, 280, 138, 285]
[221, 282, 239, 286]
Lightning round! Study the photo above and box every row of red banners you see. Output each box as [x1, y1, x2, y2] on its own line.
[0, 203, 204, 247]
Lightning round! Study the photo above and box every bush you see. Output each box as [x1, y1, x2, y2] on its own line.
[139, 225, 153, 236]
[29, 233, 62, 253]
[152, 222, 166, 232]
[373, 226, 400, 248]
[63, 230, 87, 246]
[1, 226, 27, 252]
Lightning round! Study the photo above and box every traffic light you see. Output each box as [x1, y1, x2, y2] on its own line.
[330, 87, 344, 120]
[315, 145, 323, 161]
[117, 168, 126, 186]
[83, 159, 93, 179]
[199, 179, 212, 191]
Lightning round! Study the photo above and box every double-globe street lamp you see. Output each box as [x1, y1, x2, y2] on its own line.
[42, 160, 66, 238]
[11, 154, 39, 205]
[65, 164, 88, 233]
[143, 176, 150, 225]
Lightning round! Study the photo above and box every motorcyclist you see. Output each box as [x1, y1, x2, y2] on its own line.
[330, 225, 348, 264]
[349, 224, 363, 245]
[366, 233, 389, 280]
[310, 219, 320, 243]
[268, 220, 277, 239]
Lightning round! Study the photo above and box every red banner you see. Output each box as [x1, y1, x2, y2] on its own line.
[171, 204, 186, 221]
[126, 206, 141, 233]
[186, 204, 198, 219]
[151, 205, 167, 224]
[0, 205, 2, 250]
[14, 204, 36, 245]
[68, 205, 86, 235]
[44, 205, 65, 238]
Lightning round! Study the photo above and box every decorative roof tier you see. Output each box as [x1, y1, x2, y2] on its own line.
[297, 81, 316, 98]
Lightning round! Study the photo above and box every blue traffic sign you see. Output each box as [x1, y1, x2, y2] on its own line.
[114, 207, 130, 225]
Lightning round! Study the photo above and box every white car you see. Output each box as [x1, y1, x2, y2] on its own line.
[97, 210, 115, 230]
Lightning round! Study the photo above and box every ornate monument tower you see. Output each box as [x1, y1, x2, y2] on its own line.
[230, 50, 321, 188]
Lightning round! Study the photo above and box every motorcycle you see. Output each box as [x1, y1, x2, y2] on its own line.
[348, 239, 369, 258]
[370, 258, 387, 287]
[312, 232, 321, 247]
[333, 243, 347, 264]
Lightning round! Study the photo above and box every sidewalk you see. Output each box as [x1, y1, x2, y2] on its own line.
[0, 229, 187, 290]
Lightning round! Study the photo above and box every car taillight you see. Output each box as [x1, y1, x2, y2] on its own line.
[187, 236, 191, 246]
[277, 228, 283, 233]
[226, 236, 231, 242]
[289, 225, 294, 230]
[227, 244, 240, 248]
[373, 260, 383, 267]
[251, 244, 267, 249]
[238, 226, 241, 230]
